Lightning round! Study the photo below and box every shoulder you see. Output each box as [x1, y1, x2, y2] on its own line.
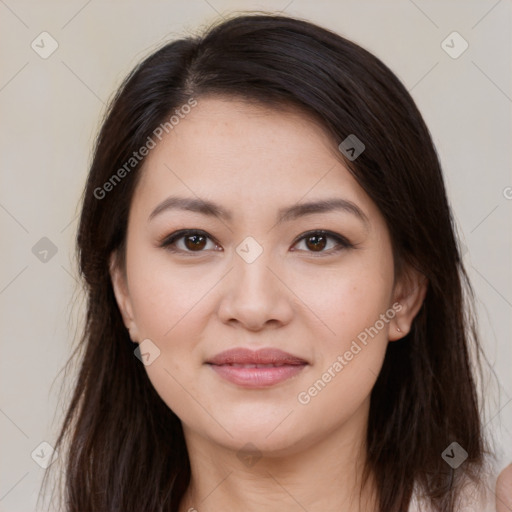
[496, 463, 512, 512]
[408, 465, 498, 512]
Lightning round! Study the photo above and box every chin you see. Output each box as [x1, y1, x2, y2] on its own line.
[208, 413, 313, 455]
[225, 431, 304, 457]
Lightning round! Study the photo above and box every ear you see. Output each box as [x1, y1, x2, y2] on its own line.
[109, 251, 141, 343]
[388, 264, 428, 342]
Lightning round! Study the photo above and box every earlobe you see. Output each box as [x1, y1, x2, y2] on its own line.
[388, 266, 428, 342]
[109, 252, 140, 342]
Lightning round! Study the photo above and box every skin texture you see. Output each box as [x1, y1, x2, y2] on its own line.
[496, 464, 512, 512]
[110, 97, 429, 511]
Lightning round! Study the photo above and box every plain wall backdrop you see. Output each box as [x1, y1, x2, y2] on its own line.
[1, 1, 511, 510]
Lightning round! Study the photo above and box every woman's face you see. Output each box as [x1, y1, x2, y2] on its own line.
[111, 96, 419, 456]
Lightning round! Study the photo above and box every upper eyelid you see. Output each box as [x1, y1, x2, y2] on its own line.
[162, 229, 219, 243]
[291, 229, 349, 244]
[160, 229, 220, 249]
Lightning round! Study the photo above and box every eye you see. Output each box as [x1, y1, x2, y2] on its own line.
[159, 229, 353, 256]
[160, 229, 221, 254]
[291, 230, 353, 255]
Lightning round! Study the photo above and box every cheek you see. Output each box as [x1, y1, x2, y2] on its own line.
[289, 253, 394, 349]
[295, 249, 395, 418]
[125, 244, 222, 406]
[127, 246, 219, 341]
[125, 251, 216, 425]
[291, 270, 393, 433]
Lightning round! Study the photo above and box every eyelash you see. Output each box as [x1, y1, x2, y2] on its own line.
[159, 229, 353, 256]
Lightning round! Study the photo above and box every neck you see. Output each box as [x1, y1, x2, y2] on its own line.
[178, 403, 377, 512]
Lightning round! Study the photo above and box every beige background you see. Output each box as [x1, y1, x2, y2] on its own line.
[1, 1, 511, 510]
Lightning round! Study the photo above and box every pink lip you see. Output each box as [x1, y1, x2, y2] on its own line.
[206, 348, 308, 388]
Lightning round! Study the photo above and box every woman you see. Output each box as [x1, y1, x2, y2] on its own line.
[42, 13, 509, 512]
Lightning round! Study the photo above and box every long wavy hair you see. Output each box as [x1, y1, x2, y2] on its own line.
[41, 13, 488, 512]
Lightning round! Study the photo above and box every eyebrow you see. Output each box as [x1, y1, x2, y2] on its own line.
[148, 195, 369, 226]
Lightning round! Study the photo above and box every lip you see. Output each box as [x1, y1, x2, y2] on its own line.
[206, 348, 308, 388]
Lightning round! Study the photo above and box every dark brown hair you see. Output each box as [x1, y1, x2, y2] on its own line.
[42, 13, 488, 512]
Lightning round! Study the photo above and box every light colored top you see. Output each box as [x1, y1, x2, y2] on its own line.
[408, 470, 497, 511]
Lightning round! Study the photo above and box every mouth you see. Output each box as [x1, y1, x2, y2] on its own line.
[206, 348, 308, 388]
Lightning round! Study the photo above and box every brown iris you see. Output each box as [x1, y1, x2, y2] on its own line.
[184, 234, 207, 251]
[305, 234, 327, 252]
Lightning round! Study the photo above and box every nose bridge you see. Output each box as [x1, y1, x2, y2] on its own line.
[232, 236, 277, 296]
[216, 235, 293, 329]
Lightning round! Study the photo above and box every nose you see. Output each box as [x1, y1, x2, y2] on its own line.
[216, 247, 294, 331]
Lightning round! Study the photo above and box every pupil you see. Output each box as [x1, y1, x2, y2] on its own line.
[306, 235, 326, 251]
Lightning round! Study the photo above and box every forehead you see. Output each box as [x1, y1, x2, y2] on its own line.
[132, 96, 376, 221]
